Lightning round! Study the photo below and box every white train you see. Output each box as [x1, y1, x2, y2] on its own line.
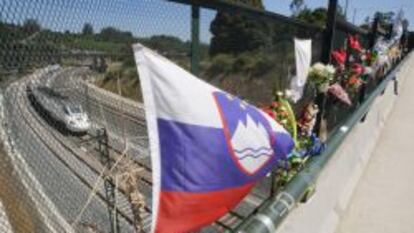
[28, 84, 91, 133]
[62, 104, 91, 132]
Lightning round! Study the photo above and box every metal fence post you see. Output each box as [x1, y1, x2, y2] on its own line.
[359, 16, 379, 112]
[191, 5, 200, 75]
[369, 16, 379, 48]
[314, 0, 338, 136]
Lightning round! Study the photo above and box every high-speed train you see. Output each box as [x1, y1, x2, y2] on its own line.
[28, 84, 91, 133]
[62, 103, 91, 132]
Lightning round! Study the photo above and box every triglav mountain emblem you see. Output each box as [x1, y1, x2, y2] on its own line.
[213, 92, 275, 175]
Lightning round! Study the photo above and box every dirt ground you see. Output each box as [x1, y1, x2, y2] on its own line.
[0, 143, 38, 233]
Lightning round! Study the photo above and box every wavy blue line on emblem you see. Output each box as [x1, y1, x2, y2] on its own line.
[233, 147, 273, 154]
[237, 152, 273, 160]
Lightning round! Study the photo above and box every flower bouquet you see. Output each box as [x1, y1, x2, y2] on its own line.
[297, 103, 319, 137]
[261, 92, 298, 145]
[308, 63, 336, 93]
[345, 63, 365, 91]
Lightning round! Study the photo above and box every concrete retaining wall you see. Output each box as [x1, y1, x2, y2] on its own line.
[276, 52, 414, 233]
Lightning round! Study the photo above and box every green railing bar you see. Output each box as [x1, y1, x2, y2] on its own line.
[233, 52, 411, 233]
[168, 0, 323, 32]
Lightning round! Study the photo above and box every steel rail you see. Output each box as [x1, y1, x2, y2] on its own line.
[12, 79, 137, 227]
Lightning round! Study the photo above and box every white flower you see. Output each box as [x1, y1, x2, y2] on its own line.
[285, 89, 292, 97]
[309, 62, 336, 86]
[312, 62, 325, 72]
[313, 62, 325, 69]
[325, 65, 336, 75]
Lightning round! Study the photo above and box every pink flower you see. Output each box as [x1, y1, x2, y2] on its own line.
[351, 63, 364, 76]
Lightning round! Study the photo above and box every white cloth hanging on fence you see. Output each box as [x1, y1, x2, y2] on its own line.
[391, 9, 404, 43]
[287, 38, 312, 103]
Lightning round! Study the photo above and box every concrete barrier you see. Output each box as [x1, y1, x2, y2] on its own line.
[276, 52, 414, 233]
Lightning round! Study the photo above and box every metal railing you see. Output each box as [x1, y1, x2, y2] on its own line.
[0, 0, 410, 233]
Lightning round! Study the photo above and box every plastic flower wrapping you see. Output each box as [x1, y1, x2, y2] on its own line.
[297, 103, 319, 137]
[328, 83, 352, 106]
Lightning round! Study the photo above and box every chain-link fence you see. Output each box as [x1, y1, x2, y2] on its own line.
[0, 0, 409, 233]
[0, 1, 187, 232]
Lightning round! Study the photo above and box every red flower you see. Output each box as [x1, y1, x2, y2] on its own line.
[351, 63, 364, 76]
[331, 49, 347, 65]
[271, 101, 280, 108]
[348, 35, 362, 52]
[348, 75, 362, 86]
[262, 107, 276, 119]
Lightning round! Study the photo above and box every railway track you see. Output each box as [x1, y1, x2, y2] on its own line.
[5, 76, 136, 232]
[25, 69, 156, 231]
[4, 67, 271, 232]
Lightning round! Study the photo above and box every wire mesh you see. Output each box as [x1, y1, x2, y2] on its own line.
[326, 26, 377, 133]
[198, 6, 324, 108]
[0, 0, 190, 232]
[0, 0, 403, 233]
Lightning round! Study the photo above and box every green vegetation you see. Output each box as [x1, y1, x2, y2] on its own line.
[96, 62, 142, 102]
[0, 0, 375, 105]
[209, 0, 268, 56]
[294, 7, 345, 28]
[82, 23, 94, 36]
[0, 19, 208, 101]
[204, 0, 306, 104]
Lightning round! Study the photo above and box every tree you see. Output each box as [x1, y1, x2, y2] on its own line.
[23, 19, 41, 34]
[295, 8, 327, 27]
[359, 16, 371, 30]
[294, 7, 345, 27]
[374, 11, 395, 29]
[230, 0, 264, 9]
[290, 0, 305, 16]
[209, 0, 269, 56]
[99, 27, 134, 43]
[82, 23, 94, 35]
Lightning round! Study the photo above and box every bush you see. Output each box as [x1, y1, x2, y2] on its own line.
[204, 50, 280, 79]
[206, 54, 235, 77]
[251, 53, 276, 76]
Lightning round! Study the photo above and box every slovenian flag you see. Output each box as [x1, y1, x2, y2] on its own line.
[133, 44, 294, 233]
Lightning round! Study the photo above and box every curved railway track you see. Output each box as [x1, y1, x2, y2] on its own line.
[27, 79, 154, 221]
[4, 67, 269, 232]
[5, 75, 138, 232]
